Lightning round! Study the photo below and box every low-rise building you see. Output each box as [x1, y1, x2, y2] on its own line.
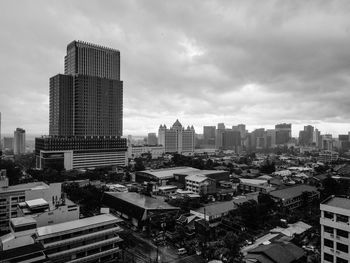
[239, 178, 276, 193]
[16, 197, 79, 227]
[127, 145, 164, 159]
[136, 167, 200, 186]
[0, 213, 123, 263]
[190, 200, 236, 222]
[0, 175, 62, 233]
[102, 192, 180, 227]
[269, 185, 319, 211]
[185, 174, 216, 195]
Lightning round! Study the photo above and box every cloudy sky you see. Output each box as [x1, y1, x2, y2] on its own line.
[1, 0, 350, 137]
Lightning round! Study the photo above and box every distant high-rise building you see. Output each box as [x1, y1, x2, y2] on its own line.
[158, 120, 195, 154]
[215, 123, 226, 149]
[266, 129, 276, 149]
[222, 130, 241, 152]
[147, 133, 158, 146]
[275, 123, 292, 145]
[313, 128, 322, 148]
[14, 128, 25, 155]
[299, 125, 314, 146]
[3, 137, 13, 151]
[203, 126, 216, 148]
[3, 137, 14, 151]
[36, 41, 127, 170]
[0, 112, 2, 150]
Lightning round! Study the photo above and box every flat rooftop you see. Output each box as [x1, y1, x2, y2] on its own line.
[105, 192, 179, 210]
[0, 182, 49, 193]
[139, 167, 200, 179]
[323, 196, 350, 210]
[37, 213, 120, 237]
[10, 216, 37, 227]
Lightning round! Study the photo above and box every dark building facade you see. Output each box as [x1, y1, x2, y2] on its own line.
[203, 126, 216, 148]
[36, 41, 126, 170]
[275, 123, 292, 145]
[50, 41, 123, 137]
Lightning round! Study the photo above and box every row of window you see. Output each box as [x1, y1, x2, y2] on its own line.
[324, 253, 348, 263]
[324, 211, 349, 223]
[324, 226, 349, 238]
[324, 238, 349, 253]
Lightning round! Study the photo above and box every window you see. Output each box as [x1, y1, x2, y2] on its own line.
[324, 211, 334, 219]
[324, 253, 334, 262]
[337, 243, 349, 253]
[337, 214, 348, 223]
[324, 226, 334, 234]
[324, 238, 334, 248]
[337, 229, 349, 239]
[336, 257, 348, 263]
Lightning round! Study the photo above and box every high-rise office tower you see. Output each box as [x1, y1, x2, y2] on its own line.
[275, 123, 292, 145]
[147, 133, 158, 146]
[36, 41, 127, 170]
[49, 41, 123, 137]
[203, 126, 216, 148]
[215, 123, 226, 149]
[14, 128, 25, 155]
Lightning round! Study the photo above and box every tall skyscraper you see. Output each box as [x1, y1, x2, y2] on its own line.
[49, 41, 123, 137]
[36, 41, 127, 170]
[14, 128, 26, 155]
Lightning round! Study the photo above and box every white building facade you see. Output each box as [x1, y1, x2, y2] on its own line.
[320, 196, 350, 263]
[158, 120, 195, 154]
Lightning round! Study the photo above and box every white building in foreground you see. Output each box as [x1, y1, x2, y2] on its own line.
[0, 213, 123, 263]
[320, 196, 350, 263]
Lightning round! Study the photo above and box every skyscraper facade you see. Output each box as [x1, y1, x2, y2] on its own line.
[14, 128, 25, 155]
[36, 41, 127, 170]
[50, 41, 123, 137]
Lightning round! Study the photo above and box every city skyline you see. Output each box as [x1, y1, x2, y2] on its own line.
[1, 1, 350, 136]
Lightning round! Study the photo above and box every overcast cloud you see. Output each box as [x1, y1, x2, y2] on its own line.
[1, 0, 350, 137]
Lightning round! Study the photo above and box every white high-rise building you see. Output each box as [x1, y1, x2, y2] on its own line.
[320, 196, 350, 263]
[158, 120, 195, 154]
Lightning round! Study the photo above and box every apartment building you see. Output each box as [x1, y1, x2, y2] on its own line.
[185, 174, 216, 195]
[320, 196, 350, 263]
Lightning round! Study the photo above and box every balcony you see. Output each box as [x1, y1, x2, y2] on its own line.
[48, 236, 122, 259]
[44, 227, 121, 249]
[66, 247, 121, 263]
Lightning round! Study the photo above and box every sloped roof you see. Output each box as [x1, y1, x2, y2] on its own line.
[247, 242, 304, 263]
[173, 119, 182, 127]
[269, 184, 318, 200]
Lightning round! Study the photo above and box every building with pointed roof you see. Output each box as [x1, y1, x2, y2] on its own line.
[158, 120, 195, 154]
